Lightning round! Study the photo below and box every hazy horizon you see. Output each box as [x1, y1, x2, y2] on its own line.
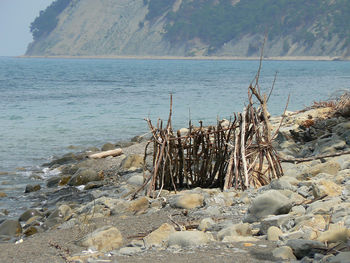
[0, 0, 54, 56]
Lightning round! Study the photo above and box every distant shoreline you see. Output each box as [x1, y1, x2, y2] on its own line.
[18, 55, 350, 61]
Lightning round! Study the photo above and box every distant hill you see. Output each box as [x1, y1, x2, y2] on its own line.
[26, 0, 350, 58]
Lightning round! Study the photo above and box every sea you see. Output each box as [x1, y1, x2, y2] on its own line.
[0, 56, 350, 216]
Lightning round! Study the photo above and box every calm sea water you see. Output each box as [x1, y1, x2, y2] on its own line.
[0, 57, 349, 215]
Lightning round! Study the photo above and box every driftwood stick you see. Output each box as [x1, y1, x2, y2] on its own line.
[280, 150, 350, 164]
[88, 148, 123, 159]
[240, 108, 249, 188]
[272, 94, 290, 140]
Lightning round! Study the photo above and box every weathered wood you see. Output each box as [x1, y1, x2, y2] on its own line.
[280, 150, 350, 163]
[130, 47, 284, 198]
[88, 148, 123, 159]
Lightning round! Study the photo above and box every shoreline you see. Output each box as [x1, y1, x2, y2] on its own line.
[17, 55, 350, 61]
[0, 105, 350, 262]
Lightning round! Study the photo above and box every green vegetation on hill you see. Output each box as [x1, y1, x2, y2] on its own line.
[30, 0, 72, 40]
[145, 0, 350, 51]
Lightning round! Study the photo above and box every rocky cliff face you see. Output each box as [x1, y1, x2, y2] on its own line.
[26, 0, 350, 58]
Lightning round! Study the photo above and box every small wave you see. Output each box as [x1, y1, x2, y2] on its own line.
[9, 115, 23, 120]
[42, 168, 61, 178]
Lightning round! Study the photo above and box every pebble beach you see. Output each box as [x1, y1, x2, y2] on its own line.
[1, 103, 350, 263]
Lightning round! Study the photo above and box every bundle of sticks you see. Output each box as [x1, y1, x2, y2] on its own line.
[135, 59, 284, 198]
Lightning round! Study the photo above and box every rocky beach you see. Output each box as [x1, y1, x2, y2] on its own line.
[1, 102, 350, 263]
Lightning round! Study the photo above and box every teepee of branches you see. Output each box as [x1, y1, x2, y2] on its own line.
[134, 60, 285, 198]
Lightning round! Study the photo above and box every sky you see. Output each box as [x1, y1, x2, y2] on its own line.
[0, 0, 54, 56]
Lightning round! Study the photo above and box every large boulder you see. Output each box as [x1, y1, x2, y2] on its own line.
[243, 190, 292, 223]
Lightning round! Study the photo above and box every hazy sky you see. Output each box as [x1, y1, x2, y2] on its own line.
[0, 0, 54, 56]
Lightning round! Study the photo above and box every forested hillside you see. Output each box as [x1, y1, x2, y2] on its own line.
[26, 0, 350, 58]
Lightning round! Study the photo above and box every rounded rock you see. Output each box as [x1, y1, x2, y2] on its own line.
[68, 168, 102, 186]
[101, 143, 116, 151]
[0, 220, 22, 236]
[171, 193, 204, 209]
[267, 226, 283, 241]
[168, 231, 212, 247]
[25, 184, 41, 193]
[19, 209, 43, 222]
[79, 226, 123, 252]
[272, 246, 296, 260]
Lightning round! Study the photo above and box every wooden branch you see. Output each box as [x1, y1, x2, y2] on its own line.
[88, 148, 123, 159]
[240, 108, 249, 188]
[279, 150, 350, 164]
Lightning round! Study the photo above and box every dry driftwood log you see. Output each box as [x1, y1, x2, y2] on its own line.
[88, 148, 123, 159]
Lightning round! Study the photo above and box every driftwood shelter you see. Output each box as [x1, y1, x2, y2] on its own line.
[134, 60, 285, 198]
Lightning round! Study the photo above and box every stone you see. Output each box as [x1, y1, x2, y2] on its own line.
[298, 185, 311, 198]
[317, 225, 350, 244]
[272, 246, 296, 260]
[0, 220, 22, 236]
[280, 189, 306, 205]
[168, 231, 212, 247]
[25, 216, 42, 226]
[300, 161, 340, 180]
[260, 214, 294, 234]
[279, 176, 300, 186]
[170, 193, 204, 209]
[313, 136, 346, 155]
[122, 154, 144, 170]
[267, 226, 283, 241]
[126, 197, 149, 214]
[101, 143, 115, 151]
[280, 230, 305, 241]
[0, 192, 7, 197]
[47, 204, 73, 221]
[294, 215, 326, 232]
[68, 168, 103, 186]
[79, 226, 123, 252]
[198, 218, 216, 231]
[312, 180, 343, 198]
[286, 239, 326, 259]
[24, 184, 41, 193]
[143, 223, 176, 248]
[306, 198, 342, 214]
[217, 223, 252, 241]
[243, 190, 292, 223]
[24, 226, 39, 237]
[329, 252, 350, 263]
[58, 175, 71, 186]
[45, 153, 77, 167]
[126, 174, 144, 186]
[269, 179, 296, 191]
[291, 205, 306, 215]
[84, 181, 104, 190]
[46, 176, 61, 187]
[118, 246, 142, 255]
[222, 235, 259, 242]
[19, 209, 43, 222]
